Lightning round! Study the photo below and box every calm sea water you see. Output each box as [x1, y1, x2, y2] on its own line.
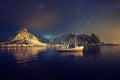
[0, 46, 120, 80]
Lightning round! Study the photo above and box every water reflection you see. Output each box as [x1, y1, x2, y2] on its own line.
[58, 52, 83, 57]
[0, 47, 47, 63]
[58, 46, 101, 58]
[83, 46, 101, 58]
[0, 46, 101, 64]
[0, 46, 120, 80]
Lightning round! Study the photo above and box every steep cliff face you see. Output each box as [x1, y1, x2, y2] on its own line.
[11, 28, 47, 46]
[12, 28, 39, 41]
[53, 33, 101, 46]
[90, 33, 100, 43]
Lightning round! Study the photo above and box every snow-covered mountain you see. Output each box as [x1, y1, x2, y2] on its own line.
[10, 28, 47, 46]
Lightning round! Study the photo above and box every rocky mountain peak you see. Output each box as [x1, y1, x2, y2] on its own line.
[8, 28, 47, 46]
[12, 28, 39, 41]
[90, 33, 100, 43]
[19, 28, 28, 33]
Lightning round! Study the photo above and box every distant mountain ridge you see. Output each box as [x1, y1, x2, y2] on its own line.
[53, 33, 102, 46]
[0, 28, 118, 47]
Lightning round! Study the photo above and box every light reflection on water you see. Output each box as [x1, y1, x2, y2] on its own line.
[0, 46, 120, 80]
[59, 52, 83, 57]
[0, 47, 48, 63]
[1, 46, 120, 64]
[0, 46, 103, 64]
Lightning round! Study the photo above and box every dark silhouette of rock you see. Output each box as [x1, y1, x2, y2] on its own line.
[53, 33, 101, 46]
[83, 46, 101, 58]
[90, 33, 100, 43]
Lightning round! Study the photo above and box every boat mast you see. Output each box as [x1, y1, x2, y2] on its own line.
[75, 34, 76, 46]
[75, 34, 78, 46]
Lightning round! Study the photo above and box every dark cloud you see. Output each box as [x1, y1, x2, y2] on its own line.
[0, 0, 80, 30]
[0, 0, 120, 43]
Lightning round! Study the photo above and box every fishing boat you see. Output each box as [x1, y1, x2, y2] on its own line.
[58, 46, 84, 52]
[58, 35, 84, 52]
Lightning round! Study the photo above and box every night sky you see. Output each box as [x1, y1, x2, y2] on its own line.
[0, 0, 120, 43]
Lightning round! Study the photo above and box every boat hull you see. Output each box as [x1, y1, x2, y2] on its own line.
[58, 46, 84, 52]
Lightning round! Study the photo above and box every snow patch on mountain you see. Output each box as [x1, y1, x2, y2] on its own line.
[10, 28, 47, 46]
